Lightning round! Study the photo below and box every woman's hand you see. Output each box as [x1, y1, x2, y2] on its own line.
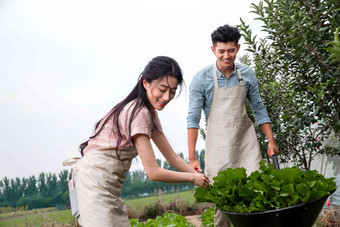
[192, 173, 210, 189]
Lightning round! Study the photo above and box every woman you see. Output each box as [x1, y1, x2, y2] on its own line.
[71, 56, 209, 227]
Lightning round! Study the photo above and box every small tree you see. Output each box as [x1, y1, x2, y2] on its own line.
[238, 0, 340, 169]
[58, 170, 69, 194]
[326, 26, 340, 70]
[38, 172, 48, 197]
[26, 176, 38, 197]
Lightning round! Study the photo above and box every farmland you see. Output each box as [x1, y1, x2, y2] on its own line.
[0, 190, 205, 227]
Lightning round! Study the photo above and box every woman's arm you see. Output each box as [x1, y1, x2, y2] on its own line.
[152, 132, 197, 174]
[133, 134, 209, 188]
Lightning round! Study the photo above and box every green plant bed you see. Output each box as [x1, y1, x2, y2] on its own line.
[200, 206, 214, 227]
[130, 212, 194, 227]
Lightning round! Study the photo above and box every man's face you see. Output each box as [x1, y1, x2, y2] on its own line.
[211, 41, 240, 71]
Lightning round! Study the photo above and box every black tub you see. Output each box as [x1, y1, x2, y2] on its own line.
[220, 190, 335, 227]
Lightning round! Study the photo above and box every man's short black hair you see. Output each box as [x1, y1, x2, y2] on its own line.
[211, 24, 241, 47]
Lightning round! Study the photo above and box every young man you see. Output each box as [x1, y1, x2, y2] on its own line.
[187, 24, 280, 226]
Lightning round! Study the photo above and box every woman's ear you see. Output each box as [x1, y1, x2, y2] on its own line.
[142, 79, 149, 90]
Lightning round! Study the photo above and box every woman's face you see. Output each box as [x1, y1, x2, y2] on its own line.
[143, 76, 179, 111]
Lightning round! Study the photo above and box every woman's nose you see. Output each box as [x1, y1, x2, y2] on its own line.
[163, 91, 171, 101]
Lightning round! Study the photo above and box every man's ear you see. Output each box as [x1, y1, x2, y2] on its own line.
[211, 45, 216, 56]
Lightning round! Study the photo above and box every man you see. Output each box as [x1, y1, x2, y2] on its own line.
[187, 24, 280, 226]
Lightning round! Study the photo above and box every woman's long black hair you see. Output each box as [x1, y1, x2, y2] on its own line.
[79, 56, 184, 160]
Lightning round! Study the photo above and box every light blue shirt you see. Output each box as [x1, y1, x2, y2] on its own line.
[187, 62, 271, 128]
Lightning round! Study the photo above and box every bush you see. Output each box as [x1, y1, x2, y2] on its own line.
[16, 196, 48, 210]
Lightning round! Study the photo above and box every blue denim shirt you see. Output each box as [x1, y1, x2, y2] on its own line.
[187, 62, 271, 128]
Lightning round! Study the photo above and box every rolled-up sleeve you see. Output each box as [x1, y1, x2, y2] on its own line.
[187, 75, 205, 129]
[247, 72, 271, 126]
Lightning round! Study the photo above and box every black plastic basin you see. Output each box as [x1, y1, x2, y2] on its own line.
[220, 190, 335, 227]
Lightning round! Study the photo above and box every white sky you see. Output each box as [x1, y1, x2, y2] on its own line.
[0, 0, 262, 179]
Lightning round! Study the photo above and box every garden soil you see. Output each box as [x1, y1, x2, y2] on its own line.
[185, 215, 202, 227]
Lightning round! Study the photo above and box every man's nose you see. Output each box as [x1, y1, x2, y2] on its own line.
[224, 51, 230, 59]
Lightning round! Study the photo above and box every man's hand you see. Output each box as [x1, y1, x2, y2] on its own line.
[267, 141, 279, 157]
[260, 123, 280, 157]
[189, 159, 202, 172]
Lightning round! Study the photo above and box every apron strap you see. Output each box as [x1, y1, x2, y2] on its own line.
[213, 63, 219, 88]
[235, 65, 244, 85]
[62, 157, 81, 166]
[213, 63, 244, 87]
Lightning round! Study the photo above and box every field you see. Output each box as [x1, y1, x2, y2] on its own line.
[2, 189, 337, 227]
[0, 208, 76, 227]
[0, 190, 200, 227]
[125, 190, 196, 210]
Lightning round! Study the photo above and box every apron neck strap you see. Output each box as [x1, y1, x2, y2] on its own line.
[213, 63, 244, 88]
[213, 63, 218, 88]
[236, 65, 244, 85]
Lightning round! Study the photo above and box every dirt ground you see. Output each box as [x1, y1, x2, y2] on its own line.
[186, 215, 202, 227]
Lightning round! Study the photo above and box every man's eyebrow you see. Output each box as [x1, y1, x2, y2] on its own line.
[218, 47, 236, 51]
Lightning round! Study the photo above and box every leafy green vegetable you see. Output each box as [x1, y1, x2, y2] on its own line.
[199, 206, 214, 227]
[194, 160, 337, 213]
[130, 213, 194, 227]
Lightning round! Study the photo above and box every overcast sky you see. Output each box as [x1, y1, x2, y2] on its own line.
[0, 0, 262, 179]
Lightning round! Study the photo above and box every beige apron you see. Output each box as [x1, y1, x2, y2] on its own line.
[63, 147, 138, 227]
[205, 63, 262, 227]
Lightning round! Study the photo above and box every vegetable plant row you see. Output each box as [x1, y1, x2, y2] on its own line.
[194, 160, 337, 213]
[130, 213, 194, 227]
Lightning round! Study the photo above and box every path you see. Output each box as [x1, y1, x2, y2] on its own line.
[186, 215, 202, 227]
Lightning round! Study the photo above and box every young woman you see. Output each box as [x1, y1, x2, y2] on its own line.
[71, 56, 209, 226]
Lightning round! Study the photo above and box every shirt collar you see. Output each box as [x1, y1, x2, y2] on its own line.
[215, 62, 237, 78]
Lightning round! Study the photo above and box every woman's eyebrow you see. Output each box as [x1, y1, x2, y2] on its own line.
[160, 84, 177, 90]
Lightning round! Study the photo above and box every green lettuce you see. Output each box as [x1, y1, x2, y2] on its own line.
[194, 160, 337, 213]
[130, 213, 194, 227]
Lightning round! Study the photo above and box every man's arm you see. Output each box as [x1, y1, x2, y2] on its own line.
[187, 71, 205, 172]
[260, 123, 280, 156]
[188, 128, 202, 171]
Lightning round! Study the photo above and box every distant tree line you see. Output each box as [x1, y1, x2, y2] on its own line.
[0, 150, 205, 209]
[0, 170, 71, 210]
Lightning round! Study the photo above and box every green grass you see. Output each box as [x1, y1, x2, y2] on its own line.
[0, 207, 57, 221]
[0, 190, 196, 226]
[0, 207, 17, 214]
[124, 190, 196, 211]
[0, 209, 76, 227]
